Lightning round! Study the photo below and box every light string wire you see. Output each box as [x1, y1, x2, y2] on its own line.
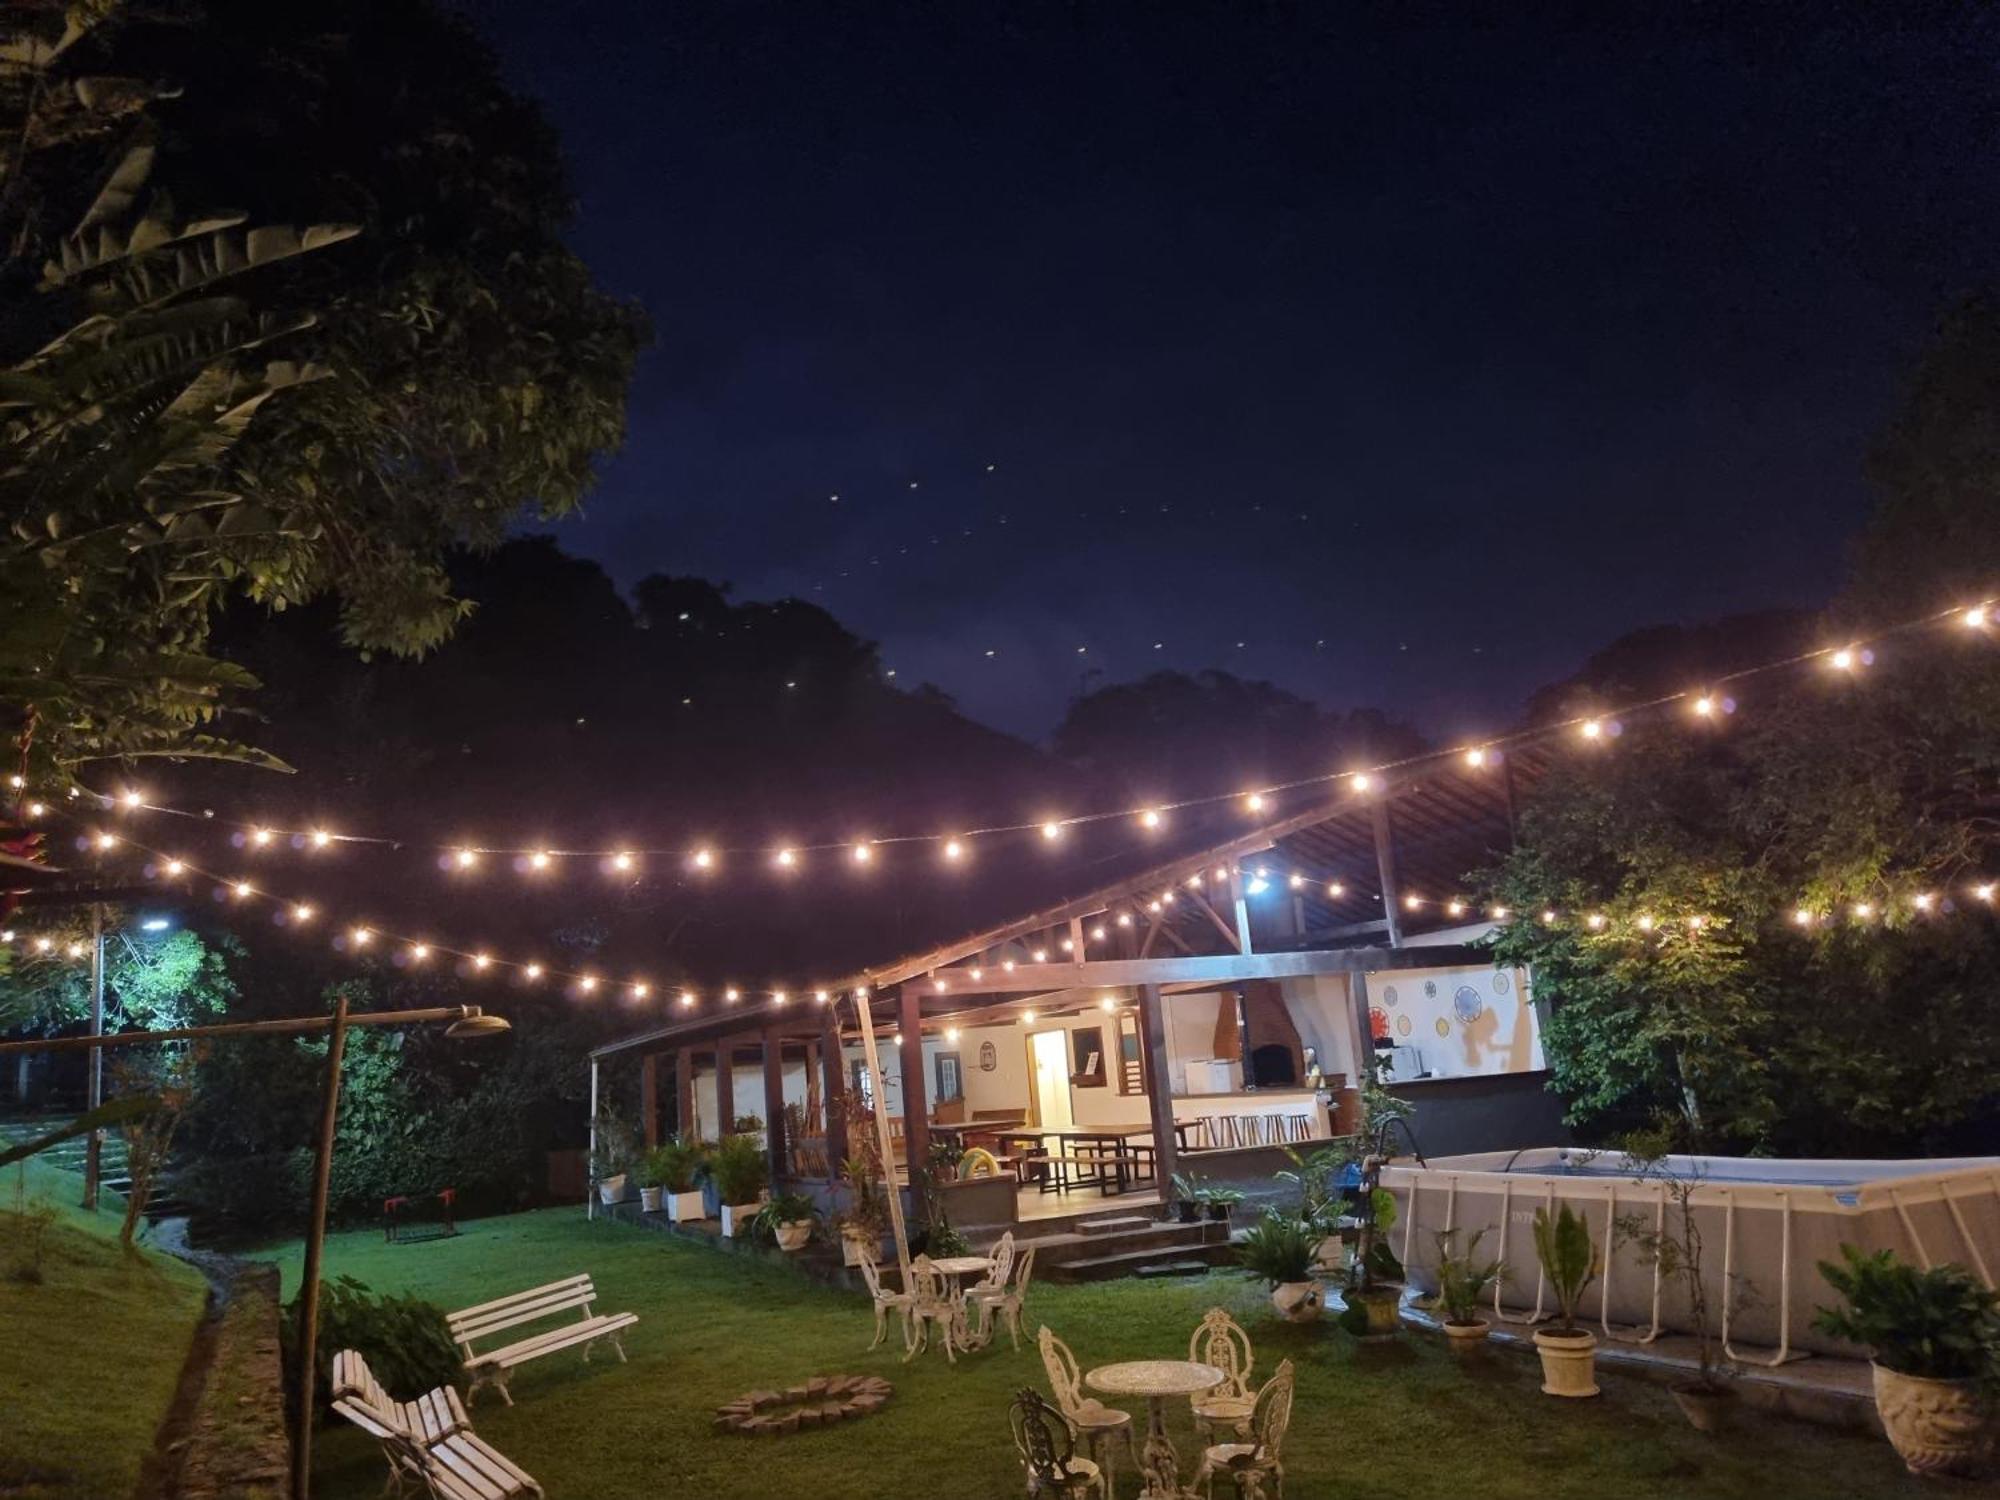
[31, 596, 1997, 872]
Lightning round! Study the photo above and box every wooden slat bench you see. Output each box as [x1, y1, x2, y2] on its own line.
[447, 1273, 637, 1407]
[330, 1349, 543, 1499]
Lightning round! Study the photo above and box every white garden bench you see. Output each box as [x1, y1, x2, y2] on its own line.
[447, 1272, 637, 1406]
[330, 1349, 543, 1500]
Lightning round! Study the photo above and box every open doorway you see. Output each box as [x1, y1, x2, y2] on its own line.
[1029, 1029, 1074, 1130]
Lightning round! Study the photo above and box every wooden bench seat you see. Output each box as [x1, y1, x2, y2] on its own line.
[447, 1272, 638, 1407]
[330, 1349, 543, 1499]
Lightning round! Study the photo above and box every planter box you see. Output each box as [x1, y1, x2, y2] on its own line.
[668, 1190, 706, 1224]
[720, 1202, 761, 1238]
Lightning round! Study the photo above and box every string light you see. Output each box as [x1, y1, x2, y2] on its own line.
[1349, 773, 1373, 794]
[1977, 884, 1996, 904]
[1490, 905, 1510, 921]
[350, 926, 372, 947]
[528, 850, 552, 871]
[1586, 912, 1606, 930]
[1580, 719, 1604, 740]
[292, 903, 313, 922]
[94, 832, 116, 850]
[725, 986, 741, 1003]
[1288, 873, 1306, 890]
[851, 842, 874, 865]
[1140, 809, 1163, 829]
[24, 801, 44, 818]
[525, 963, 543, 980]
[579, 975, 599, 994]
[232, 880, 252, 899]
[945, 1027, 961, 1042]
[1031, 949, 1047, 963]
[1464, 748, 1488, 768]
[619, 850, 641, 871]
[1040, 821, 1063, 841]
[815, 990, 830, 1004]
[163, 858, 184, 876]
[1542, 909, 1559, 924]
[1403, 894, 1422, 911]
[65, 941, 85, 958]
[1794, 908, 1816, 927]
[1021, 1009, 1036, 1024]
[1636, 913, 1655, 931]
[1693, 696, 1715, 717]
[252, 829, 275, 848]
[1446, 899, 1466, 917]
[1912, 892, 1935, 913]
[773, 990, 788, 1005]
[1244, 792, 1267, 813]
[121, 789, 143, 809]
[1852, 902, 1874, 920]
[943, 838, 965, 861]
[32, 936, 52, 953]
[1099, 996, 1116, 1012]
[311, 829, 333, 848]
[411, 942, 430, 960]
[455, 848, 478, 869]
[630, 981, 648, 999]
[473, 952, 492, 970]
[1686, 914, 1704, 930]
[774, 848, 798, 869]
[1327, 881, 1345, 897]
[1963, 605, 1988, 629]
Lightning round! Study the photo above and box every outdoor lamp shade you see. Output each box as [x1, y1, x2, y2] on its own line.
[445, 1012, 512, 1038]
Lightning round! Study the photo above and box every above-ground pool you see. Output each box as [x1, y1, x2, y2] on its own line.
[1381, 1148, 2000, 1361]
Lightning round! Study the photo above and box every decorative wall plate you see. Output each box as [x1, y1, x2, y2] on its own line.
[1452, 985, 1485, 1024]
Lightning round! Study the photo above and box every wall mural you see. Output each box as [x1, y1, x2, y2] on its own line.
[1368, 965, 1546, 1080]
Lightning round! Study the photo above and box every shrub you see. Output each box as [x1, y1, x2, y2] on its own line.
[284, 1274, 461, 1416]
[709, 1132, 768, 1204]
[1236, 1212, 1319, 1287]
[1531, 1203, 1598, 1335]
[640, 1138, 706, 1193]
[1815, 1245, 2000, 1384]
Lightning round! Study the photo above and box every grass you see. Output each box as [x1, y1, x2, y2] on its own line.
[0, 1158, 208, 1500]
[256, 1207, 1996, 1500]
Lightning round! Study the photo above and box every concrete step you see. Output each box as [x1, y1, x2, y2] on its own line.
[991, 1220, 1229, 1278]
[1075, 1214, 1153, 1236]
[1046, 1240, 1239, 1283]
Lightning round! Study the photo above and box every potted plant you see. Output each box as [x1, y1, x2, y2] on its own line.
[1204, 1185, 1246, 1223]
[710, 1132, 770, 1238]
[1615, 1147, 1742, 1430]
[647, 1138, 708, 1223]
[1277, 1144, 1355, 1270]
[1815, 1245, 1999, 1476]
[1237, 1211, 1324, 1322]
[589, 1106, 636, 1206]
[1431, 1228, 1503, 1348]
[1531, 1203, 1601, 1398]
[1336, 1180, 1403, 1339]
[635, 1149, 665, 1213]
[1170, 1171, 1207, 1224]
[836, 1153, 891, 1265]
[754, 1190, 823, 1252]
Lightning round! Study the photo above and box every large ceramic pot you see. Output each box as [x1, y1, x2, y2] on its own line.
[639, 1185, 663, 1212]
[1270, 1281, 1324, 1323]
[596, 1173, 629, 1206]
[1872, 1363, 1995, 1477]
[1442, 1317, 1490, 1349]
[1344, 1286, 1401, 1339]
[1533, 1328, 1600, 1398]
[775, 1220, 814, 1252]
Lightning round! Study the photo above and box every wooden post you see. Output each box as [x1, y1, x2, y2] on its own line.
[898, 986, 929, 1210]
[853, 991, 911, 1279]
[715, 1041, 735, 1135]
[1138, 984, 1178, 1194]
[292, 992, 350, 1500]
[1227, 864, 1254, 955]
[822, 1003, 848, 1184]
[639, 1053, 660, 1150]
[762, 1026, 786, 1181]
[1371, 800, 1405, 949]
[675, 1048, 694, 1137]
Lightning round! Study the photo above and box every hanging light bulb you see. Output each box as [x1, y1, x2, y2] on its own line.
[851, 841, 874, 865]
[311, 829, 333, 848]
[1349, 773, 1373, 794]
[1912, 892, 1935, 913]
[1244, 792, 1267, 813]
[630, 982, 649, 999]
[411, 942, 431, 961]
[292, 903, 313, 922]
[1140, 809, 1163, 830]
[1060, 937, 1074, 953]
[94, 832, 116, 850]
[725, 986, 741, 1003]
[1976, 883, 1996, 904]
[773, 989, 788, 1005]
[1636, 914, 1655, 931]
[1963, 604, 1989, 629]
[1793, 908, 1816, 927]
[969, 967, 984, 980]
[121, 789, 143, 809]
[934, 976, 948, 992]
[1288, 873, 1306, 890]
[814, 989, 830, 1004]
[1021, 1009, 1037, 1024]
[775, 847, 798, 869]
[66, 941, 85, 958]
[1693, 695, 1716, 717]
[943, 838, 965, 861]
[1162, 890, 1177, 905]
[1090, 924, 1107, 941]
[1001, 959, 1016, 972]
[252, 828, 275, 848]
[1580, 719, 1604, 740]
[24, 801, 44, 818]
[1686, 915, 1705, 931]
[618, 850, 641, 871]
[1116, 911, 1134, 927]
[1040, 820, 1063, 841]
[1148, 900, 1163, 913]
[1031, 948, 1047, 963]
[679, 990, 695, 1007]
[579, 975, 599, 994]
[163, 858, 185, 876]
[33, 936, 52, 953]
[1403, 894, 1422, 911]
[1852, 902, 1874, 920]
[525, 963, 543, 980]
[473, 952, 492, 970]
[232, 880, 252, 899]
[1490, 905, 1510, 920]
[1446, 900, 1466, 917]
[1327, 881, 1345, 898]
[1586, 912, 1606, 930]
[528, 850, 552, 870]
[945, 1027, 961, 1043]
[455, 848, 479, 869]
[350, 926, 372, 947]
[1542, 909, 1559, 924]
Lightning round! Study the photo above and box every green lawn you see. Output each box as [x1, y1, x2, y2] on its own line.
[0, 1159, 209, 1500]
[257, 1207, 1994, 1500]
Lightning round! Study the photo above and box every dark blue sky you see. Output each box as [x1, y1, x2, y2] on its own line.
[474, 1, 1996, 740]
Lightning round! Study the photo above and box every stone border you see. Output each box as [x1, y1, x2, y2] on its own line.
[713, 1375, 892, 1436]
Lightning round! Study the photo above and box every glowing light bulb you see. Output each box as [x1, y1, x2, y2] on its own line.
[164, 858, 184, 876]
[617, 849, 640, 871]
[775, 848, 797, 869]
[944, 838, 965, 861]
[1581, 719, 1604, 740]
[1686, 914, 1704, 930]
[852, 842, 873, 865]
[525, 963, 543, 980]
[252, 828, 274, 847]
[1031, 948, 1047, 963]
[1021, 1009, 1037, 1024]
[725, 987, 741, 1003]
[1636, 914, 1655, 931]
[1214, 866, 1228, 880]
[1403, 894, 1421, 911]
[33, 936, 52, 953]
[1001, 959, 1016, 972]
[1140, 809, 1163, 829]
[66, 942, 85, 958]
[935, 976, 948, 992]
[1490, 905, 1510, 921]
[773, 990, 788, 1005]
[1693, 696, 1715, 717]
[292, 903, 313, 922]
[1116, 911, 1134, 927]
[1913, 892, 1935, 912]
[1060, 937, 1074, 953]
[969, 967, 984, 980]
[1188, 873, 1204, 887]
[5, 775, 18, 789]
[1349, 773, 1373, 793]
[351, 926, 372, 946]
[311, 829, 332, 848]
[815, 989, 830, 1004]
[473, 953, 492, 970]
[1289, 873, 1306, 890]
[1831, 648, 1857, 672]
[1040, 821, 1062, 841]
[121, 789, 143, 809]
[1977, 883, 1996, 903]
[1244, 792, 1266, 813]
[1162, 891, 1176, 905]
[1794, 908, 1815, 927]
[1542, 909, 1558, 924]
[1446, 900, 1466, 917]
[1586, 912, 1606, 930]
[528, 850, 552, 870]
[579, 975, 599, 994]
[630, 982, 648, 999]
[456, 848, 478, 868]
[1964, 605, 1989, 629]
[1099, 996, 1116, 1013]
[95, 832, 116, 850]
[1853, 902, 1874, 920]
[1327, 881, 1345, 898]
[0, 931, 11, 943]
[946, 1027, 961, 1043]
[232, 880, 251, 899]
[1088, 924, 1105, 941]
[24, 801, 44, 818]
[679, 991, 695, 1007]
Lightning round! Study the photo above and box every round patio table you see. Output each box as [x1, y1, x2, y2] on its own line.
[925, 1254, 995, 1352]
[1084, 1359, 1224, 1499]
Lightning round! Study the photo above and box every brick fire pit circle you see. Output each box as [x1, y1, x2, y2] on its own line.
[713, 1375, 893, 1436]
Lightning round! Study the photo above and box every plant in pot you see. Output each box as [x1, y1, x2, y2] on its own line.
[1431, 1228, 1503, 1349]
[710, 1132, 770, 1238]
[835, 1153, 891, 1266]
[1815, 1244, 1999, 1477]
[1204, 1184, 1246, 1223]
[754, 1190, 822, 1252]
[1615, 1145, 1745, 1430]
[589, 1106, 637, 1206]
[634, 1148, 666, 1213]
[1170, 1171, 1207, 1224]
[1238, 1211, 1324, 1323]
[1277, 1144, 1356, 1272]
[648, 1138, 708, 1224]
[1335, 1180, 1403, 1339]
[1531, 1202, 1601, 1398]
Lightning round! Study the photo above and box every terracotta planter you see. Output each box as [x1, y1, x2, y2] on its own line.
[639, 1186, 663, 1212]
[1872, 1363, 1995, 1478]
[1270, 1280, 1324, 1323]
[596, 1173, 629, 1206]
[775, 1220, 814, 1252]
[1442, 1317, 1490, 1348]
[1671, 1382, 1737, 1434]
[667, 1190, 706, 1223]
[1533, 1328, 1600, 1398]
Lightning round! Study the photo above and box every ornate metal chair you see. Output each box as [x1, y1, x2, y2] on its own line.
[968, 1242, 1036, 1350]
[855, 1248, 914, 1352]
[1188, 1306, 1257, 1436]
[1009, 1386, 1106, 1497]
[1037, 1326, 1139, 1496]
[905, 1255, 961, 1363]
[1192, 1359, 1293, 1499]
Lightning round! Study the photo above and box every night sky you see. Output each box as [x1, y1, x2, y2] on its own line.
[474, 1, 1997, 741]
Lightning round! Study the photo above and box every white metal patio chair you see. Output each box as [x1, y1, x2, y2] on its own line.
[1188, 1306, 1257, 1437]
[905, 1255, 961, 1363]
[1192, 1358, 1294, 1500]
[1010, 1386, 1106, 1497]
[968, 1242, 1036, 1350]
[1038, 1325, 1139, 1496]
[856, 1247, 914, 1351]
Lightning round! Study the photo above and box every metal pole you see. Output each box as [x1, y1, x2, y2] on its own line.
[587, 1056, 599, 1222]
[292, 992, 350, 1500]
[82, 902, 103, 1211]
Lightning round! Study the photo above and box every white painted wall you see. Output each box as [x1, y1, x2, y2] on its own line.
[691, 1060, 812, 1140]
[1365, 964, 1544, 1081]
[1280, 974, 1363, 1086]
